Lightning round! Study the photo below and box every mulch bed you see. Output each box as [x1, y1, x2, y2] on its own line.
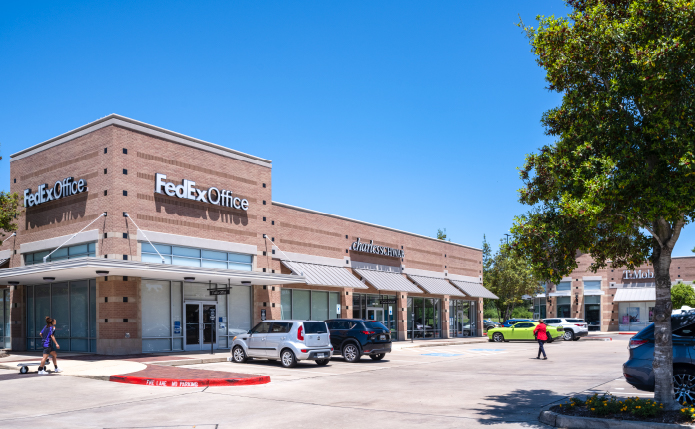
[550, 404, 691, 425]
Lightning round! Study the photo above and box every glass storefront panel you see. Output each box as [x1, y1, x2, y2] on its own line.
[227, 285, 251, 336]
[618, 301, 655, 331]
[281, 289, 292, 319]
[26, 281, 96, 352]
[142, 281, 171, 338]
[329, 292, 340, 319]
[557, 296, 571, 318]
[311, 291, 329, 321]
[293, 290, 311, 320]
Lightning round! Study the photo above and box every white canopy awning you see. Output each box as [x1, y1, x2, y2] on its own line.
[549, 291, 571, 297]
[407, 274, 465, 297]
[613, 288, 656, 302]
[282, 261, 367, 289]
[354, 269, 422, 293]
[450, 280, 498, 299]
[583, 289, 605, 296]
[0, 257, 305, 286]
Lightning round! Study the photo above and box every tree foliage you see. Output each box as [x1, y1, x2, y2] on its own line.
[512, 0, 695, 407]
[0, 192, 20, 237]
[436, 228, 450, 241]
[671, 283, 695, 309]
[483, 236, 543, 321]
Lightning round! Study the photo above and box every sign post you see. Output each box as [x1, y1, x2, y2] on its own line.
[209, 307, 216, 355]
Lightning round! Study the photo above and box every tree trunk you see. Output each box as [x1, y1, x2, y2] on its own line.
[652, 244, 676, 408]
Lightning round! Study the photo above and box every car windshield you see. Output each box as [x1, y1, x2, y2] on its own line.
[364, 321, 388, 330]
[303, 322, 328, 334]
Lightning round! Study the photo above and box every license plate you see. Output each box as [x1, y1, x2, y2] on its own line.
[316, 353, 325, 358]
[380, 335, 386, 340]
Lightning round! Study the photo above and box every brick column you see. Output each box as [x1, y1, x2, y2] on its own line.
[476, 297, 484, 337]
[397, 292, 408, 341]
[254, 285, 282, 325]
[442, 295, 451, 338]
[341, 288, 353, 318]
[97, 276, 141, 355]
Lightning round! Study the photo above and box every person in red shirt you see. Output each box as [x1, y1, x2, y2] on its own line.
[533, 321, 548, 360]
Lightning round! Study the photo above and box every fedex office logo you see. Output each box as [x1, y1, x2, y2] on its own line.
[24, 177, 87, 207]
[155, 173, 249, 211]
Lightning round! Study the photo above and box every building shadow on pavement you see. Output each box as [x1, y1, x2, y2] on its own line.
[476, 388, 565, 427]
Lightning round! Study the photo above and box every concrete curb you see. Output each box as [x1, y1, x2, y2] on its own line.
[109, 374, 271, 387]
[581, 337, 613, 341]
[154, 357, 229, 366]
[394, 339, 490, 349]
[539, 410, 692, 428]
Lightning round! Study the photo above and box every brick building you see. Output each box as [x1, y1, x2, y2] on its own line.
[0, 114, 496, 354]
[534, 252, 695, 332]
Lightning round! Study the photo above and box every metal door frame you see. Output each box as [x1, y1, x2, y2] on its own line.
[366, 307, 384, 322]
[183, 301, 218, 351]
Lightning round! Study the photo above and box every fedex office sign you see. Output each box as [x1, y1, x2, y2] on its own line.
[155, 173, 249, 211]
[24, 177, 87, 207]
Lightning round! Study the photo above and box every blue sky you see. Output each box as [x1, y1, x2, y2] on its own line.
[1, 1, 692, 257]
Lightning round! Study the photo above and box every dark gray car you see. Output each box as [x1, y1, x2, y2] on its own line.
[623, 311, 695, 403]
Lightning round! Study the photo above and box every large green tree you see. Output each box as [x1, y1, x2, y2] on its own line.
[483, 236, 543, 321]
[512, 0, 695, 407]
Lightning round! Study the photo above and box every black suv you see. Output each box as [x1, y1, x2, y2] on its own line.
[326, 319, 392, 362]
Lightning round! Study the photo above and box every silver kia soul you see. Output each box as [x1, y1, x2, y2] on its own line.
[231, 320, 333, 368]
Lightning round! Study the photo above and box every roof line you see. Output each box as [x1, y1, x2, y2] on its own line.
[10, 114, 272, 167]
[271, 201, 481, 251]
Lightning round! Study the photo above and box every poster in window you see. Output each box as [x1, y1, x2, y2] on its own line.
[628, 307, 641, 323]
[649, 307, 655, 322]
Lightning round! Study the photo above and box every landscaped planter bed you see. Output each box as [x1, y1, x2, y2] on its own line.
[550, 394, 695, 425]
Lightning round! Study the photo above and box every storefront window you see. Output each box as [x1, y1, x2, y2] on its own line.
[1, 289, 10, 349]
[556, 282, 571, 291]
[449, 299, 475, 337]
[142, 280, 251, 352]
[352, 293, 398, 339]
[533, 297, 547, 320]
[584, 295, 601, 329]
[584, 281, 601, 290]
[408, 297, 442, 339]
[618, 301, 655, 331]
[25, 280, 97, 352]
[24, 243, 96, 265]
[280, 289, 339, 321]
[141, 243, 253, 271]
[557, 296, 571, 318]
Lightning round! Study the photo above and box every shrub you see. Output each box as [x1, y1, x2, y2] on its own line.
[561, 394, 664, 419]
[511, 307, 533, 319]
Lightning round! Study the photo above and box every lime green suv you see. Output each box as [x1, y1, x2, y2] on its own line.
[487, 321, 564, 343]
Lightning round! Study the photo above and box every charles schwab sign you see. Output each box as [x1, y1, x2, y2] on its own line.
[24, 177, 87, 207]
[155, 173, 249, 211]
[351, 238, 404, 258]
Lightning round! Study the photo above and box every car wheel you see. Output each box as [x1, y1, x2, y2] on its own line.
[370, 353, 386, 361]
[343, 344, 361, 362]
[280, 349, 297, 368]
[492, 332, 504, 342]
[674, 368, 695, 404]
[563, 330, 575, 341]
[232, 346, 247, 363]
[315, 359, 329, 366]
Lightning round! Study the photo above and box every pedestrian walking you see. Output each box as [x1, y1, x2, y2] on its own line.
[38, 317, 62, 375]
[533, 320, 548, 360]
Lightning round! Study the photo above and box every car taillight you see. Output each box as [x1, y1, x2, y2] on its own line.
[629, 339, 648, 349]
[574, 324, 583, 326]
[361, 331, 375, 335]
[301, 349, 308, 353]
[297, 324, 304, 341]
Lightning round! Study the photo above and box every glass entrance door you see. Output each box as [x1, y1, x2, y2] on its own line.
[184, 302, 217, 351]
[367, 307, 384, 323]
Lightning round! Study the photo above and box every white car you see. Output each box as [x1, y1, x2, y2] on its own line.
[231, 320, 333, 368]
[542, 318, 589, 341]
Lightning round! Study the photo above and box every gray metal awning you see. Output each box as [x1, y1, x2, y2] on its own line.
[282, 261, 367, 289]
[407, 274, 465, 297]
[450, 280, 498, 299]
[613, 288, 655, 302]
[0, 257, 306, 286]
[354, 269, 422, 293]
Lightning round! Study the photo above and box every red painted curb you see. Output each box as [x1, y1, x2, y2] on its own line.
[618, 332, 638, 335]
[109, 375, 270, 387]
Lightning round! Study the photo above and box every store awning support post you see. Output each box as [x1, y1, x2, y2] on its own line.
[43, 212, 107, 263]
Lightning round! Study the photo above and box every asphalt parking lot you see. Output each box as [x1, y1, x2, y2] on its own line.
[0, 334, 638, 429]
